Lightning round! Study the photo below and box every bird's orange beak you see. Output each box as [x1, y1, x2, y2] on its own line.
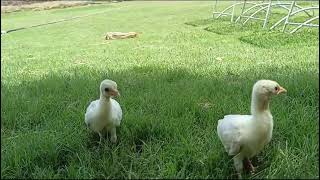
[277, 86, 287, 95]
[110, 89, 120, 97]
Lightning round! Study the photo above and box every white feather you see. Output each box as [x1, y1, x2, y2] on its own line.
[85, 98, 123, 133]
[217, 115, 252, 156]
[84, 79, 122, 143]
[216, 80, 286, 176]
[110, 98, 122, 127]
[217, 114, 273, 158]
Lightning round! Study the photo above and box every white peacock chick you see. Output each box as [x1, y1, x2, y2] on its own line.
[85, 79, 122, 144]
[217, 80, 287, 178]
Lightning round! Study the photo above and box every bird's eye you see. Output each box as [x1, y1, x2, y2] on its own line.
[105, 88, 109, 92]
[275, 87, 278, 91]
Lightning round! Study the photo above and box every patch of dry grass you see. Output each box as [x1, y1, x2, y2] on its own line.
[1, 1, 93, 13]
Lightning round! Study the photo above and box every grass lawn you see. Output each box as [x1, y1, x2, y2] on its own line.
[1, 1, 319, 179]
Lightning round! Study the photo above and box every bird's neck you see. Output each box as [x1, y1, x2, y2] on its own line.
[99, 95, 111, 107]
[251, 92, 270, 116]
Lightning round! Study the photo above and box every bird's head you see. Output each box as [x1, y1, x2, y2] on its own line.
[100, 79, 120, 98]
[253, 80, 287, 97]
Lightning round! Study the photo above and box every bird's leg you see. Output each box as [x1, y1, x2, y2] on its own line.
[243, 157, 256, 173]
[110, 127, 117, 143]
[233, 156, 243, 179]
[98, 132, 103, 145]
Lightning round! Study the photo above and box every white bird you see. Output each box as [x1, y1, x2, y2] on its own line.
[85, 79, 122, 144]
[217, 80, 287, 177]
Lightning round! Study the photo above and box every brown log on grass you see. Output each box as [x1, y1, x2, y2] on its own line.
[105, 32, 138, 40]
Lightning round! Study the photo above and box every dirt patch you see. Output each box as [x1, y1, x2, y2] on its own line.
[1, 0, 38, 6]
[1, 1, 94, 13]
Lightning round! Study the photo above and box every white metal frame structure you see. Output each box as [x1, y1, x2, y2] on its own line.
[271, 1, 319, 33]
[213, 0, 266, 23]
[212, 0, 319, 33]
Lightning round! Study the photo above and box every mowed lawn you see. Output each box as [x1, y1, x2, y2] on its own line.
[1, 1, 319, 179]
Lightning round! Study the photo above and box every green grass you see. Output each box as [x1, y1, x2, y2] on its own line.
[1, 1, 319, 179]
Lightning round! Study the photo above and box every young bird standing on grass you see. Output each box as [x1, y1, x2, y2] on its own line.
[85, 79, 122, 144]
[217, 80, 287, 178]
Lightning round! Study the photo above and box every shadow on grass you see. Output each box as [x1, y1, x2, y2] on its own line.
[1, 63, 318, 178]
[185, 15, 319, 48]
[185, 18, 219, 27]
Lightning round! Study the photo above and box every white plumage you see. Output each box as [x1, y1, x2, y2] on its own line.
[85, 79, 122, 143]
[217, 80, 287, 177]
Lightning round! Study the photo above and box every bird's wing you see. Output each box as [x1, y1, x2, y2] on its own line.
[84, 100, 99, 126]
[111, 98, 122, 126]
[217, 114, 252, 156]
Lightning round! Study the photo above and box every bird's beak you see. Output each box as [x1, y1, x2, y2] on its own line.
[110, 89, 120, 97]
[277, 86, 287, 95]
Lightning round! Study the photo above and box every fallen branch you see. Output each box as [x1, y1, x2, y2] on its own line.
[105, 32, 138, 40]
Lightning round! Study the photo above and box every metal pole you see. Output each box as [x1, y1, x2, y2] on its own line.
[263, 0, 272, 28]
[231, 1, 236, 22]
[213, 0, 218, 18]
[282, 1, 295, 32]
[237, 0, 247, 23]
[290, 16, 319, 33]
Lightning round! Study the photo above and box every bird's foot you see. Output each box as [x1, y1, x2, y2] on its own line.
[244, 158, 256, 174]
[98, 139, 103, 145]
[98, 133, 104, 145]
[237, 172, 242, 179]
[248, 162, 256, 174]
[250, 166, 257, 175]
[110, 135, 117, 143]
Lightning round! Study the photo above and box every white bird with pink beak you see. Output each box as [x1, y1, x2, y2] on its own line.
[85, 79, 122, 144]
[217, 80, 287, 178]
